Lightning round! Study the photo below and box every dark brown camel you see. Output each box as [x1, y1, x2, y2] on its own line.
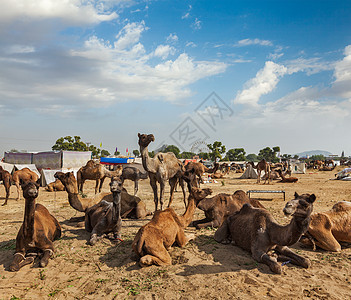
[12, 168, 39, 201]
[276, 169, 298, 183]
[193, 190, 265, 229]
[85, 176, 123, 245]
[121, 166, 148, 196]
[9, 181, 61, 271]
[214, 192, 315, 274]
[0, 166, 11, 206]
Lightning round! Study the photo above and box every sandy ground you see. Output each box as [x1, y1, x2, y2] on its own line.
[1, 167, 351, 300]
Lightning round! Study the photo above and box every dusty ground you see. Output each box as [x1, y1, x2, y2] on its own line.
[1, 167, 351, 300]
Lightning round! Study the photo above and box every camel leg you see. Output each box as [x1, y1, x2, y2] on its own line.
[40, 248, 54, 268]
[80, 179, 85, 193]
[95, 179, 99, 194]
[257, 171, 261, 184]
[196, 219, 221, 229]
[150, 177, 159, 211]
[15, 182, 21, 201]
[159, 181, 165, 210]
[275, 245, 311, 269]
[168, 177, 177, 208]
[175, 228, 193, 247]
[98, 177, 106, 193]
[179, 178, 187, 208]
[307, 228, 342, 252]
[134, 180, 139, 196]
[139, 242, 172, 267]
[214, 219, 231, 243]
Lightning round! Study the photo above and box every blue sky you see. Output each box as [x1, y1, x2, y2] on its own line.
[0, 0, 350, 157]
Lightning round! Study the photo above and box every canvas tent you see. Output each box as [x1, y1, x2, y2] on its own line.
[0, 161, 14, 173]
[40, 168, 80, 186]
[291, 162, 306, 174]
[239, 164, 258, 179]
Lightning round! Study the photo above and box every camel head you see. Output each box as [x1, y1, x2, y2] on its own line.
[191, 187, 212, 204]
[138, 133, 155, 147]
[110, 176, 123, 194]
[54, 171, 78, 193]
[21, 181, 39, 199]
[283, 192, 316, 217]
[182, 167, 198, 189]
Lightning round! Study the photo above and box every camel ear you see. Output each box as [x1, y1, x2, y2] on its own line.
[307, 194, 316, 203]
[138, 133, 141, 137]
[294, 192, 299, 198]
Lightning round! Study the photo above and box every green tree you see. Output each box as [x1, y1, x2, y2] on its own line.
[114, 150, 120, 156]
[180, 152, 195, 159]
[225, 148, 246, 161]
[9, 149, 19, 153]
[282, 154, 292, 159]
[149, 151, 155, 158]
[246, 153, 258, 162]
[207, 141, 226, 161]
[100, 150, 110, 157]
[309, 154, 325, 161]
[258, 146, 280, 162]
[133, 149, 140, 157]
[163, 145, 180, 158]
[198, 152, 210, 160]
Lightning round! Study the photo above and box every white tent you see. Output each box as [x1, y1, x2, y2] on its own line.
[291, 163, 306, 174]
[0, 162, 14, 173]
[14, 164, 40, 177]
[239, 164, 258, 179]
[40, 168, 80, 186]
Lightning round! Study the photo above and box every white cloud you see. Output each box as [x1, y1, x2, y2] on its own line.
[332, 45, 351, 98]
[234, 61, 287, 106]
[185, 41, 197, 48]
[153, 44, 176, 59]
[236, 38, 273, 47]
[166, 33, 178, 43]
[285, 57, 333, 75]
[114, 21, 148, 50]
[182, 12, 190, 19]
[192, 18, 202, 30]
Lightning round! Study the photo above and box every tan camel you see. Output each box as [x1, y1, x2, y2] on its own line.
[255, 159, 271, 184]
[185, 161, 208, 187]
[54, 171, 150, 218]
[193, 190, 265, 229]
[132, 186, 212, 267]
[12, 168, 39, 201]
[77, 160, 122, 194]
[121, 166, 148, 196]
[45, 179, 65, 192]
[9, 181, 61, 271]
[276, 169, 298, 183]
[214, 192, 316, 274]
[138, 133, 186, 211]
[85, 176, 123, 245]
[300, 201, 351, 252]
[0, 166, 12, 206]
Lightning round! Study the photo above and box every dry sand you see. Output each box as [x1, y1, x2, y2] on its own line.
[1, 167, 351, 299]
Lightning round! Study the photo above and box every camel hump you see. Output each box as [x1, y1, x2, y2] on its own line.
[310, 213, 332, 231]
[332, 201, 351, 212]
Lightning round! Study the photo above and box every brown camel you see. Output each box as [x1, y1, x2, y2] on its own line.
[45, 179, 65, 192]
[300, 201, 351, 252]
[184, 161, 208, 187]
[77, 160, 122, 194]
[193, 190, 265, 229]
[0, 166, 11, 206]
[205, 162, 220, 174]
[276, 169, 298, 183]
[9, 181, 61, 271]
[121, 166, 148, 196]
[215, 192, 315, 274]
[132, 186, 212, 267]
[54, 171, 150, 218]
[318, 165, 336, 171]
[12, 168, 39, 201]
[85, 176, 123, 245]
[138, 133, 186, 211]
[254, 159, 271, 184]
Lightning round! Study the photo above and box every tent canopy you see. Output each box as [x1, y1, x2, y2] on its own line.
[0, 162, 14, 173]
[14, 164, 40, 177]
[239, 164, 258, 179]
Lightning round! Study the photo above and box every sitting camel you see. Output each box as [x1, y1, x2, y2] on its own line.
[9, 181, 61, 271]
[85, 176, 123, 245]
[300, 201, 351, 252]
[0, 166, 11, 206]
[55, 171, 150, 218]
[193, 190, 265, 229]
[45, 179, 65, 192]
[214, 192, 315, 274]
[276, 169, 298, 183]
[77, 160, 122, 194]
[121, 166, 148, 196]
[132, 186, 212, 267]
[12, 168, 39, 201]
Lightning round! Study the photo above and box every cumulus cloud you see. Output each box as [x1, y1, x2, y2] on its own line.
[235, 38, 273, 47]
[332, 45, 351, 98]
[153, 45, 176, 59]
[234, 61, 287, 106]
[166, 33, 178, 43]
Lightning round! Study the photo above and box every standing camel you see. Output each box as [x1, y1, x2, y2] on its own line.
[250, 160, 271, 184]
[0, 166, 11, 206]
[12, 168, 39, 201]
[138, 133, 186, 211]
[77, 160, 122, 194]
[121, 166, 148, 196]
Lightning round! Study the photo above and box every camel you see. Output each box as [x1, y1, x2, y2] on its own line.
[319, 165, 336, 171]
[324, 159, 335, 167]
[132, 186, 212, 267]
[300, 201, 351, 252]
[45, 179, 65, 192]
[214, 192, 316, 274]
[12, 168, 39, 201]
[9, 181, 61, 271]
[138, 133, 186, 211]
[276, 169, 298, 183]
[121, 166, 148, 196]
[249, 160, 271, 184]
[0, 166, 11, 206]
[205, 162, 220, 174]
[184, 161, 208, 187]
[85, 176, 123, 245]
[193, 190, 265, 229]
[54, 171, 150, 218]
[77, 160, 122, 194]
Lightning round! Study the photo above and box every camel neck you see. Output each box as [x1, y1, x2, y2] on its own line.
[180, 196, 196, 227]
[140, 145, 157, 173]
[68, 192, 85, 212]
[23, 197, 36, 241]
[270, 215, 311, 246]
[112, 192, 121, 221]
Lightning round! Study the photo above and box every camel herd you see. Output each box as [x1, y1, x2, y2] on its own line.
[1, 133, 351, 275]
